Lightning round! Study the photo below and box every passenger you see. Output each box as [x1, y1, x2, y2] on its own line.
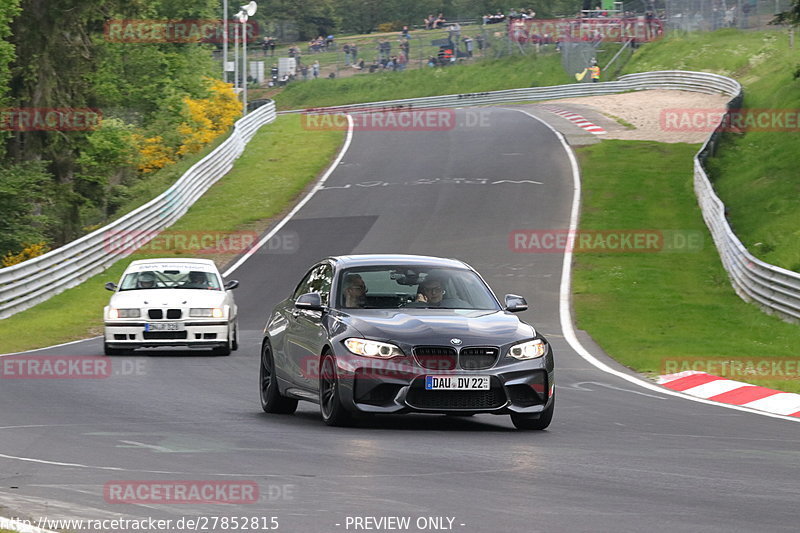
[342, 274, 368, 308]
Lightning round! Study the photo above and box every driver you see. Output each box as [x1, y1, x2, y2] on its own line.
[182, 271, 210, 289]
[137, 271, 157, 289]
[416, 275, 446, 305]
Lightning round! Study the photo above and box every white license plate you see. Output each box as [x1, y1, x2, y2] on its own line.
[145, 322, 184, 332]
[425, 375, 490, 390]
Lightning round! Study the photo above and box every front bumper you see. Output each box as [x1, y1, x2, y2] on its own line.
[104, 320, 231, 349]
[332, 351, 555, 416]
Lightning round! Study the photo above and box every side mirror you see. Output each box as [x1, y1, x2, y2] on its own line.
[105, 282, 118, 292]
[295, 292, 325, 311]
[504, 294, 528, 313]
[224, 280, 240, 290]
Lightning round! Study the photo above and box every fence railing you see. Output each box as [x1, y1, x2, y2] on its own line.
[0, 101, 276, 319]
[284, 70, 799, 323]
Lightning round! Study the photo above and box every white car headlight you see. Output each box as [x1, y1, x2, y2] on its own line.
[109, 308, 141, 319]
[344, 338, 403, 358]
[508, 339, 548, 360]
[190, 308, 224, 318]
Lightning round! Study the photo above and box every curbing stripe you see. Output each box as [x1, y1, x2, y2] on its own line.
[659, 371, 800, 418]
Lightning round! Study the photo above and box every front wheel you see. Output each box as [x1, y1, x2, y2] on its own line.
[260, 342, 297, 414]
[319, 352, 354, 427]
[510, 394, 554, 431]
[103, 342, 129, 356]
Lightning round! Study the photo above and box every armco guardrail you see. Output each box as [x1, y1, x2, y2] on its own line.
[284, 70, 799, 323]
[0, 101, 276, 319]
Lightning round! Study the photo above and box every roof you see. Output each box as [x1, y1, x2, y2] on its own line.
[329, 254, 471, 270]
[127, 258, 216, 267]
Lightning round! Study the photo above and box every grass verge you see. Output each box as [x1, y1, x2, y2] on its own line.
[0, 115, 344, 354]
[573, 140, 800, 393]
[623, 28, 800, 271]
[273, 53, 574, 110]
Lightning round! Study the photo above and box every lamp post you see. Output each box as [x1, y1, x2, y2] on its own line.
[237, 2, 258, 116]
[223, 0, 228, 82]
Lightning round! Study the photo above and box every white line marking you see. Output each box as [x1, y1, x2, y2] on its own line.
[0, 336, 102, 358]
[223, 115, 355, 277]
[510, 108, 799, 423]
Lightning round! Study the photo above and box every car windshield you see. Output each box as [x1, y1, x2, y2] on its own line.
[337, 266, 500, 310]
[119, 268, 222, 291]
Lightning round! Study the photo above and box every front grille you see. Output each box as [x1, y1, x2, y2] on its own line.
[413, 346, 457, 370]
[459, 347, 499, 370]
[406, 387, 506, 410]
[166, 309, 182, 319]
[143, 331, 188, 340]
[148, 309, 163, 319]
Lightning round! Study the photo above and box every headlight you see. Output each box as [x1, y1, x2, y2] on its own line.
[507, 339, 548, 360]
[344, 338, 403, 358]
[109, 308, 140, 319]
[190, 308, 224, 318]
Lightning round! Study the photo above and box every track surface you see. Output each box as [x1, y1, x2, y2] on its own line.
[1, 108, 799, 533]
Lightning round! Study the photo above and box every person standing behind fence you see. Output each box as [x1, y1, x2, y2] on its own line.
[312, 61, 320, 79]
[343, 43, 351, 66]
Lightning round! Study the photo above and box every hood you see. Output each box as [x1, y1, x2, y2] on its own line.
[109, 289, 227, 309]
[339, 309, 535, 346]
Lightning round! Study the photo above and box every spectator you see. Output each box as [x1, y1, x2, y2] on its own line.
[312, 61, 320, 79]
[351, 45, 358, 62]
[343, 43, 351, 66]
[401, 25, 410, 39]
[300, 64, 309, 80]
[433, 13, 446, 29]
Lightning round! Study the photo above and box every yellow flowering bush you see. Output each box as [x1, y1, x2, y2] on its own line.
[132, 134, 175, 173]
[177, 78, 241, 156]
[2, 242, 50, 267]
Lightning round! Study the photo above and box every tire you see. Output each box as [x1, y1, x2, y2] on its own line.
[259, 341, 298, 414]
[231, 323, 239, 351]
[104, 342, 128, 356]
[511, 394, 554, 431]
[212, 328, 233, 356]
[319, 352, 354, 427]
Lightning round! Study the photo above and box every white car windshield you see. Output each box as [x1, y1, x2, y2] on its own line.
[338, 266, 500, 310]
[119, 269, 221, 291]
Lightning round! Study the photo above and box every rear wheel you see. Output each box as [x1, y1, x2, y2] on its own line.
[319, 352, 354, 427]
[259, 341, 298, 414]
[510, 394, 554, 430]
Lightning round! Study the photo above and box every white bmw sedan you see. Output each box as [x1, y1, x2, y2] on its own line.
[103, 259, 239, 356]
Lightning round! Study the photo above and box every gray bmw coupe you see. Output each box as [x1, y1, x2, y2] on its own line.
[259, 254, 554, 430]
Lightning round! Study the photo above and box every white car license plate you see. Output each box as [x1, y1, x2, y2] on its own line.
[425, 375, 490, 390]
[145, 322, 184, 332]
